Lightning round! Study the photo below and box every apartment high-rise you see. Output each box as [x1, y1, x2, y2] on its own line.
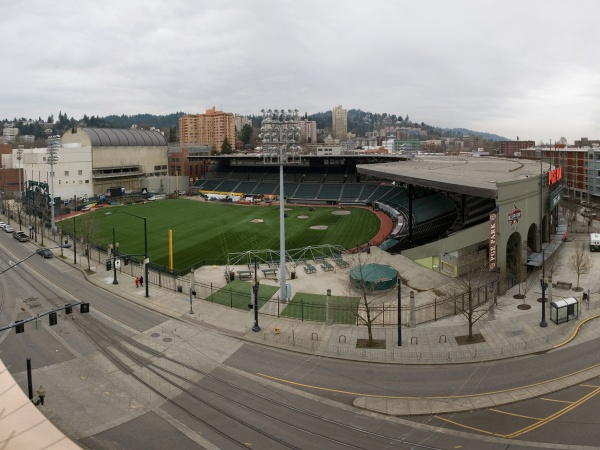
[332, 105, 347, 140]
[179, 106, 235, 152]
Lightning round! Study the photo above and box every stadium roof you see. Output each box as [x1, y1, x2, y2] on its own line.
[357, 156, 552, 199]
[80, 127, 168, 147]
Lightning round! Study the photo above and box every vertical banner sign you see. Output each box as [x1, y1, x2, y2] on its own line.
[489, 209, 498, 271]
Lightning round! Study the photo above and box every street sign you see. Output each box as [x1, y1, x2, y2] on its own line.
[115, 259, 121, 269]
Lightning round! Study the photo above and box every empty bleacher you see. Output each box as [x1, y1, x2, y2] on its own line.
[317, 184, 343, 201]
[339, 183, 363, 202]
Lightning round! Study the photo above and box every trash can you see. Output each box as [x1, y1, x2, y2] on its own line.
[291, 271, 296, 280]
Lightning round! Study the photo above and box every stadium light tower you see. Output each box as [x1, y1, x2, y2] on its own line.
[47, 135, 61, 234]
[259, 109, 301, 302]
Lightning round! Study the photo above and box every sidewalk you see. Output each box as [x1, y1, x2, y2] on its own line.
[42, 235, 600, 417]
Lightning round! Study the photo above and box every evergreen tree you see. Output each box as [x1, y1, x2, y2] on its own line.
[220, 137, 233, 154]
[239, 124, 253, 145]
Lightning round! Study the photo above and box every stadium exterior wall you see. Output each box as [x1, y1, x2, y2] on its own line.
[400, 175, 549, 280]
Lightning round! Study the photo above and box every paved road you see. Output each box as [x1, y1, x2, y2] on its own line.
[3, 218, 600, 448]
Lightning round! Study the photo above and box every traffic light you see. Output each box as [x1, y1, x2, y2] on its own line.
[124, 257, 129, 266]
[49, 312, 58, 326]
[15, 321, 24, 334]
[65, 304, 73, 315]
[106, 259, 112, 271]
[80, 303, 90, 314]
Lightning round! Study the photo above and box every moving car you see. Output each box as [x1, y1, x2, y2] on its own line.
[13, 231, 29, 242]
[36, 248, 54, 258]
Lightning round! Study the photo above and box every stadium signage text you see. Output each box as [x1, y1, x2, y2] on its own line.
[489, 210, 497, 271]
[548, 167, 562, 185]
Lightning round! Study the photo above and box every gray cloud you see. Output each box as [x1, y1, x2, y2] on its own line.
[2, 0, 599, 143]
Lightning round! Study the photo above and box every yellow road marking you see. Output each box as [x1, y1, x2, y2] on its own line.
[434, 415, 503, 437]
[258, 363, 600, 400]
[507, 386, 600, 438]
[540, 398, 574, 404]
[488, 408, 542, 420]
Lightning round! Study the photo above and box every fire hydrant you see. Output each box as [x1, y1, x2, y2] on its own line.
[274, 326, 280, 334]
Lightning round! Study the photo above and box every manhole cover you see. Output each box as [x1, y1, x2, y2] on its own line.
[162, 338, 172, 342]
[151, 333, 160, 337]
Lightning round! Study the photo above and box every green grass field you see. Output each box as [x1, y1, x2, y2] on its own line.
[281, 292, 359, 324]
[66, 199, 380, 271]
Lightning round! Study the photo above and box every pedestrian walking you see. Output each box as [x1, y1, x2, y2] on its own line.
[135, 277, 140, 288]
[139, 275, 144, 287]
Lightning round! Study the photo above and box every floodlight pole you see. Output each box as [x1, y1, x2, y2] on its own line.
[259, 109, 301, 303]
[47, 136, 61, 235]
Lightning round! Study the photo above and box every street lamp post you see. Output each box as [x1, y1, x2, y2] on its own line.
[397, 277, 402, 346]
[108, 211, 149, 297]
[540, 250, 547, 327]
[73, 216, 77, 264]
[251, 257, 260, 332]
[46, 136, 61, 235]
[16, 145, 24, 201]
[111, 227, 119, 285]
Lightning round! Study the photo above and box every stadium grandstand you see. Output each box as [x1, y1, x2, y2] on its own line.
[188, 155, 500, 255]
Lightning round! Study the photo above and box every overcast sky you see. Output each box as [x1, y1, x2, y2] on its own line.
[2, 0, 599, 144]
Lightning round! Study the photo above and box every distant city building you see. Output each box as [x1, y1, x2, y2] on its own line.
[167, 144, 211, 183]
[179, 106, 236, 153]
[332, 105, 347, 140]
[497, 140, 535, 156]
[19, 135, 35, 143]
[297, 119, 318, 144]
[234, 114, 252, 133]
[316, 145, 342, 156]
[517, 146, 591, 202]
[3, 127, 18, 143]
[574, 137, 600, 148]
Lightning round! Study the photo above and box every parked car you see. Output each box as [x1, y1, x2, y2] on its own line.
[36, 248, 53, 258]
[12, 231, 29, 242]
[82, 205, 91, 211]
[4, 225, 14, 233]
[0, 221, 6, 229]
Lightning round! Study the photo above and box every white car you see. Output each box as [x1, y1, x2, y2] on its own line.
[4, 225, 14, 233]
[0, 221, 5, 229]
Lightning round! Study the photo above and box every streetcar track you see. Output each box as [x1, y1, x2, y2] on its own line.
[3, 248, 444, 449]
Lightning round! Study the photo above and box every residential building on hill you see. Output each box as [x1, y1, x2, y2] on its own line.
[332, 105, 347, 141]
[179, 106, 235, 153]
[497, 140, 535, 156]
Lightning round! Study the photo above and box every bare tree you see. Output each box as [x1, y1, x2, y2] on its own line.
[519, 268, 539, 303]
[544, 252, 561, 281]
[441, 262, 497, 342]
[568, 242, 593, 290]
[79, 214, 100, 272]
[344, 249, 391, 347]
[561, 201, 578, 232]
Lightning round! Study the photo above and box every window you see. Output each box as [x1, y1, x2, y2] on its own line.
[85, 180, 89, 184]
[64, 171, 69, 176]
[78, 170, 82, 175]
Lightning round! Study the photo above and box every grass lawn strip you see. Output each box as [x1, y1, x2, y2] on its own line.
[206, 280, 279, 310]
[281, 292, 359, 324]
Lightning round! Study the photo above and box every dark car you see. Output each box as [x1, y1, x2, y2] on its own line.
[36, 248, 54, 258]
